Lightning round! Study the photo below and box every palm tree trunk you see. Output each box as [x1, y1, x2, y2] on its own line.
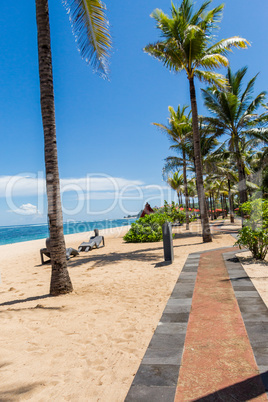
[209, 195, 213, 220]
[35, 0, 73, 295]
[234, 135, 248, 205]
[213, 196, 216, 219]
[182, 150, 190, 230]
[189, 77, 212, 242]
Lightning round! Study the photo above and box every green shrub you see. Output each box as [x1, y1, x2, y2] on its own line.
[235, 199, 268, 260]
[235, 226, 268, 260]
[123, 212, 170, 243]
[157, 201, 186, 223]
[239, 199, 268, 228]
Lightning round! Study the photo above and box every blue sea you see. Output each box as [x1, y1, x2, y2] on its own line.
[0, 219, 136, 246]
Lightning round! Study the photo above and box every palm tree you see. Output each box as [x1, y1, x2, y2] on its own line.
[153, 105, 191, 229]
[167, 172, 184, 205]
[202, 67, 266, 206]
[144, 0, 249, 242]
[35, 0, 111, 295]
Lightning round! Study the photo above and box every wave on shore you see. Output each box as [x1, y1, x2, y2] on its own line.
[0, 218, 136, 246]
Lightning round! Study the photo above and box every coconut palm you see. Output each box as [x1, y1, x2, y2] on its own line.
[153, 105, 191, 229]
[167, 172, 184, 205]
[35, 0, 111, 295]
[202, 67, 266, 206]
[144, 0, 249, 242]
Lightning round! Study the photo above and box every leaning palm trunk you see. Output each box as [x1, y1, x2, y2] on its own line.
[36, 0, 73, 295]
[189, 77, 212, 242]
[182, 150, 190, 230]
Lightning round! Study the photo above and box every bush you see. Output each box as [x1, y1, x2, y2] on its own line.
[235, 226, 268, 260]
[123, 212, 170, 243]
[157, 201, 186, 223]
[235, 199, 268, 260]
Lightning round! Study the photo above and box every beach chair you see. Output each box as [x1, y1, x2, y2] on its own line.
[78, 229, 105, 252]
[40, 238, 79, 265]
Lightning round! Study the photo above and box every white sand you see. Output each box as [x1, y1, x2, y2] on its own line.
[0, 222, 239, 401]
[237, 251, 268, 306]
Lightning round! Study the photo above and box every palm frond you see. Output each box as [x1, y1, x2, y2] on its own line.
[207, 37, 249, 56]
[63, 0, 111, 77]
[198, 53, 229, 70]
[194, 70, 227, 88]
[144, 41, 186, 72]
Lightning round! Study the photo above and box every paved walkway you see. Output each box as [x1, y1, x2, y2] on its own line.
[125, 242, 268, 401]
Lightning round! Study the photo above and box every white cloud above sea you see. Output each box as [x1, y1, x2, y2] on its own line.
[11, 203, 41, 215]
[0, 174, 145, 198]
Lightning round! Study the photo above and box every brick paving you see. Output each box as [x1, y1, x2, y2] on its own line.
[125, 245, 268, 401]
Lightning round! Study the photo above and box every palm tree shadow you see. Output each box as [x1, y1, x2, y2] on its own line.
[67, 238, 205, 270]
[0, 382, 43, 402]
[193, 371, 268, 401]
[0, 294, 52, 307]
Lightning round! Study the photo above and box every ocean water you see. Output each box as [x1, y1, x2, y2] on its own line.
[0, 219, 136, 246]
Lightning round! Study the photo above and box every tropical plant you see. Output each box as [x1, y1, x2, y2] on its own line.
[158, 201, 186, 224]
[167, 172, 185, 205]
[153, 105, 191, 229]
[35, 0, 111, 295]
[202, 67, 267, 206]
[123, 212, 170, 243]
[144, 0, 249, 242]
[235, 199, 268, 260]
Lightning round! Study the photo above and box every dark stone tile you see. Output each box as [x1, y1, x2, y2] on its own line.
[172, 282, 195, 291]
[235, 291, 260, 298]
[176, 278, 196, 284]
[239, 304, 268, 314]
[160, 312, 190, 323]
[183, 266, 198, 272]
[170, 288, 194, 299]
[132, 364, 180, 387]
[245, 322, 268, 334]
[148, 332, 185, 350]
[236, 298, 266, 307]
[232, 285, 256, 291]
[164, 303, 191, 314]
[125, 385, 176, 402]
[260, 370, 268, 392]
[240, 311, 268, 322]
[228, 270, 247, 278]
[142, 347, 184, 365]
[229, 278, 252, 285]
[253, 347, 268, 366]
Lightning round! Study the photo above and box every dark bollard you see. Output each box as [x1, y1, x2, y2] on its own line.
[162, 221, 174, 263]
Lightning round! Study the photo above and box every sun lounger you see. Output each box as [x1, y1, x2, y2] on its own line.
[78, 229, 105, 252]
[40, 238, 79, 264]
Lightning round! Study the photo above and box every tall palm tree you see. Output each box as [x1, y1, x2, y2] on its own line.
[153, 105, 191, 229]
[35, 0, 111, 295]
[144, 0, 249, 242]
[202, 67, 266, 206]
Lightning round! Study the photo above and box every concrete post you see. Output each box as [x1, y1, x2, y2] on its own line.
[162, 221, 174, 263]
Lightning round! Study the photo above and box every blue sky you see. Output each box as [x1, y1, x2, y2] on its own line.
[0, 0, 267, 225]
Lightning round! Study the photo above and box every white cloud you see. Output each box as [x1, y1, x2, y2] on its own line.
[12, 203, 41, 215]
[0, 174, 144, 198]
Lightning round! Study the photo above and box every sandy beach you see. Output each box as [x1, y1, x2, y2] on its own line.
[0, 221, 266, 401]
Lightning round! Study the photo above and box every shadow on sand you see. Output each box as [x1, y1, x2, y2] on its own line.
[0, 382, 43, 402]
[0, 294, 52, 307]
